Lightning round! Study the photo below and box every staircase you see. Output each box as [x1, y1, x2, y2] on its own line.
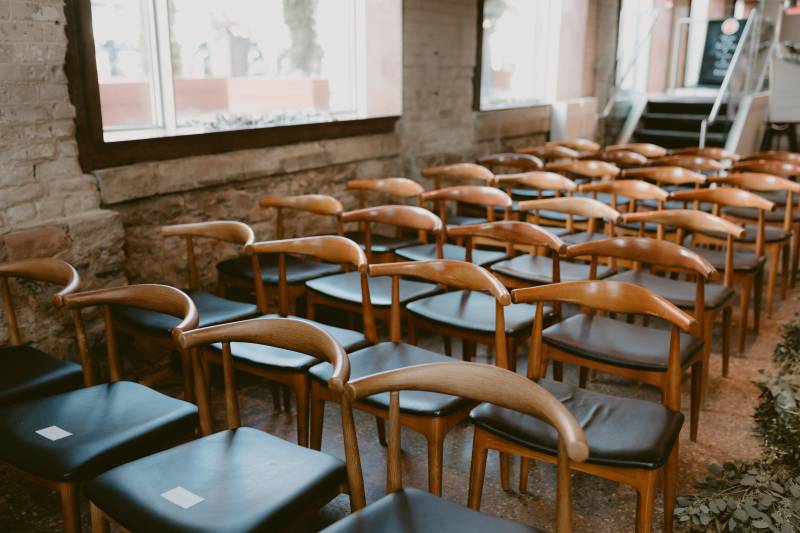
[632, 98, 733, 148]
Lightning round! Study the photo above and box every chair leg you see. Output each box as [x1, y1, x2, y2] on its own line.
[270, 383, 282, 412]
[427, 430, 445, 496]
[663, 443, 679, 533]
[722, 306, 732, 378]
[309, 392, 326, 451]
[519, 457, 532, 494]
[552, 361, 563, 382]
[59, 482, 81, 533]
[578, 367, 589, 388]
[781, 242, 790, 300]
[766, 245, 780, 318]
[635, 472, 658, 533]
[376, 417, 388, 447]
[282, 386, 292, 412]
[90, 502, 110, 533]
[294, 379, 309, 447]
[407, 321, 417, 345]
[443, 335, 452, 356]
[499, 452, 512, 491]
[690, 362, 702, 442]
[701, 313, 713, 403]
[462, 340, 476, 362]
[180, 348, 194, 402]
[791, 226, 800, 287]
[467, 430, 489, 510]
[754, 268, 763, 332]
[737, 276, 752, 355]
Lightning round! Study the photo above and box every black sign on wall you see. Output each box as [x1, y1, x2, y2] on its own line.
[698, 18, 745, 86]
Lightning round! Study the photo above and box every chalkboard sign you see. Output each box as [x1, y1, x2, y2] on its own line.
[698, 18, 745, 86]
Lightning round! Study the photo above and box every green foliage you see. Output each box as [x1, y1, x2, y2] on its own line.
[771, 319, 800, 373]
[754, 369, 800, 469]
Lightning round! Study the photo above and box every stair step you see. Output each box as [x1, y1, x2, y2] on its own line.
[641, 113, 732, 133]
[646, 99, 727, 116]
[633, 128, 728, 148]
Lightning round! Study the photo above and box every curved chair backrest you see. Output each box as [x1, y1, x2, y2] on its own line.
[448, 220, 566, 258]
[607, 143, 667, 159]
[162, 221, 255, 291]
[494, 171, 578, 196]
[547, 138, 601, 155]
[731, 160, 799, 177]
[246, 236, 377, 341]
[369, 259, 514, 368]
[578, 179, 668, 212]
[259, 194, 345, 238]
[621, 166, 707, 187]
[421, 163, 495, 189]
[346, 178, 425, 208]
[63, 284, 198, 387]
[516, 145, 580, 162]
[742, 151, 800, 163]
[179, 317, 349, 435]
[670, 147, 739, 162]
[652, 155, 725, 173]
[545, 160, 621, 180]
[709, 173, 797, 234]
[586, 150, 648, 168]
[0, 259, 80, 346]
[512, 280, 699, 412]
[422, 185, 512, 223]
[477, 153, 544, 173]
[519, 197, 622, 236]
[341, 360, 589, 528]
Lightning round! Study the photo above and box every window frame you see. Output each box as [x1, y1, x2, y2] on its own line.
[65, 0, 399, 171]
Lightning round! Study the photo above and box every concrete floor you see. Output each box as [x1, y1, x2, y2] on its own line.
[0, 287, 792, 532]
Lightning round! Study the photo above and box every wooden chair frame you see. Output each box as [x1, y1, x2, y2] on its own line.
[546, 139, 601, 156]
[651, 155, 726, 174]
[578, 179, 669, 237]
[545, 160, 621, 183]
[421, 163, 495, 190]
[731, 160, 800, 177]
[607, 143, 668, 159]
[347, 177, 426, 208]
[670, 147, 739, 163]
[519, 196, 622, 239]
[583, 150, 649, 169]
[510, 280, 698, 533]
[476, 152, 544, 173]
[342, 361, 589, 532]
[515, 144, 580, 162]
[742, 151, 800, 163]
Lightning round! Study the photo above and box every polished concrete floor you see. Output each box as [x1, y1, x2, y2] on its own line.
[1, 287, 791, 532]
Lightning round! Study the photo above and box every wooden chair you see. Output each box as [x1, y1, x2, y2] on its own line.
[651, 155, 726, 175]
[306, 205, 443, 328]
[0, 284, 199, 533]
[578, 179, 669, 237]
[421, 164, 497, 226]
[476, 280, 693, 533]
[731, 159, 800, 177]
[547, 138, 601, 156]
[515, 144, 580, 163]
[326, 361, 589, 533]
[395, 186, 511, 265]
[217, 195, 345, 313]
[742, 150, 800, 163]
[670, 147, 739, 163]
[622, 208, 748, 368]
[565, 237, 714, 440]
[308, 260, 517, 496]
[545, 160, 621, 184]
[87, 317, 357, 532]
[477, 152, 544, 174]
[583, 149, 649, 169]
[520, 197, 622, 246]
[344, 178, 427, 258]
[707, 173, 800, 312]
[0, 259, 84, 406]
[113, 221, 260, 400]
[494, 170, 579, 209]
[620, 166, 707, 210]
[607, 142, 668, 159]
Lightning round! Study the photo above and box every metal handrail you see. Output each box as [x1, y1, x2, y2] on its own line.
[599, 6, 663, 120]
[699, 10, 757, 147]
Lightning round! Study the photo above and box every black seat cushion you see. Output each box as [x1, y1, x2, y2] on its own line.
[87, 428, 345, 533]
[511, 188, 557, 200]
[321, 488, 540, 533]
[447, 215, 488, 227]
[215, 314, 370, 372]
[0, 345, 83, 407]
[309, 342, 472, 417]
[607, 270, 734, 309]
[112, 290, 259, 335]
[640, 199, 713, 212]
[560, 232, 608, 245]
[491, 254, 614, 284]
[703, 224, 790, 244]
[395, 243, 507, 266]
[760, 190, 799, 207]
[306, 272, 441, 308]
[573, 191, 630, 206]
[406, 290, 548, 335]
[542, 314, 703, 372]
[722, 206, 800, 223]
[344, 231, 420, 254]
[470, 378, 684, 470]
[686, 245, 765, 273]
[216, 254, 342, 285]
[616, 221, 675, 233]
[526, 210, 588, 224]
[0, 381, 197, 482]
[539, 225, 571, 237]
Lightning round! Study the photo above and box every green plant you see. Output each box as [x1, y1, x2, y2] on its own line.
[772, 318, 800, 373]
[754, 368, 800, 470]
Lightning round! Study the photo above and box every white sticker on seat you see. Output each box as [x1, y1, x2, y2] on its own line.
[161, 486, 205, 509]
[35, 426, 72, 441]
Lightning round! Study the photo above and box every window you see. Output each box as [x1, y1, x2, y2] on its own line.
[83, 0, 402, 143]
[477, 0, 561, 111]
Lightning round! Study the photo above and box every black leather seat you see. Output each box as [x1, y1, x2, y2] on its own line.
[112, 290, 259, 334]
[640, 199, 713, 212]
[722, 206, 800, 223]
[406, 290, 548, 334]
[607, 270, 734, 309]
[306, 271, 441, 308]
[88, 427, 346, 533]
[0, 345, 83, 407]
[344, 231, 420, 253]
[542, 314, 703, 372]
[216, 314, 370, 371]
[309, 342, 472, 417]
[616, 221, 674, 233]
[216, 254, 342, 284]
[470, 378, 684, 470]
[321, 488, 540, 533]
[760, 190, 799, 207]
[526, 210, 588, 224]
[0, 381, 197, 481]
[573, 191, 629, 206]
[560, 231, 608, 245]
[491, 254, 614, 284]
[539, 225, 571, 237]
[703, 224, 791, 244]
[447, 215, 489, 227]
[685, 245, 765, 273]
[510, 188, 557, 200]
[395, 243, 507, 266]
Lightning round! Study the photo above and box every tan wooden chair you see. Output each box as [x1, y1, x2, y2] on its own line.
[482, 280, 694, 533]
[546, 138, 601, 156]
[477, 152, 544, 173]
[607, 142, 668, 159]
[309, 259, 522, 496]
[218, 194, 345, 313]
[578, 179, 669, 237]
[113, 221, 260, 400]
[0, 259, 84, 406]
[520, 197, 622, 246]
[620, 166, 707, 210]
[583, 149, 649, 169]
[329, 361, 588, 533]
[545, 159, 621, 184]
[742, 150, 800, 163]
[516, 144, 580, 163]
[651, 155, 726, 174]
[87, 317, 357, 532]
[670, 147, 739, 163]
[731, 159, 800, 177]
[0, 284, 199, 533]
[396, 186, 511, 265]
[494, 170, 579, 207]
[421, 163, 495, 190]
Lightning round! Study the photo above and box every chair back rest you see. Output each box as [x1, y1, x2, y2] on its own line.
[63, 284, 198, 387]
[587, 150, 648, 168]
[652, 155, 725, 172]
[709, 174, 796, 232]
[494, 171, 578, 195]
[670, 147, 739, 162]
[448, 220, 566, 256]
[246, 236, 377, 342]
[346, 178, 425, 208]
[519, 197, 621, 235]
[579, 179, 668, 211]
[259, 194, 345, 238]
[422, 185, 512, 222]
[0, 259, 80, 346]
[547, 138, 601, 154]
[621, 166, 707, 187]
[162, 221, 255, 290]
[606, 143, 667, 159]
[179, 317, 349, 435]
[421, 163, 495, 189]
[516, 145, 580, 161]
[731, 160, 799, 177]
[477, 153, 544, 173]
[743, 151, 800, 163]
[369, 259, 514, 368]
[546, 160, 620, 180]
[341, 360, 588, 529]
